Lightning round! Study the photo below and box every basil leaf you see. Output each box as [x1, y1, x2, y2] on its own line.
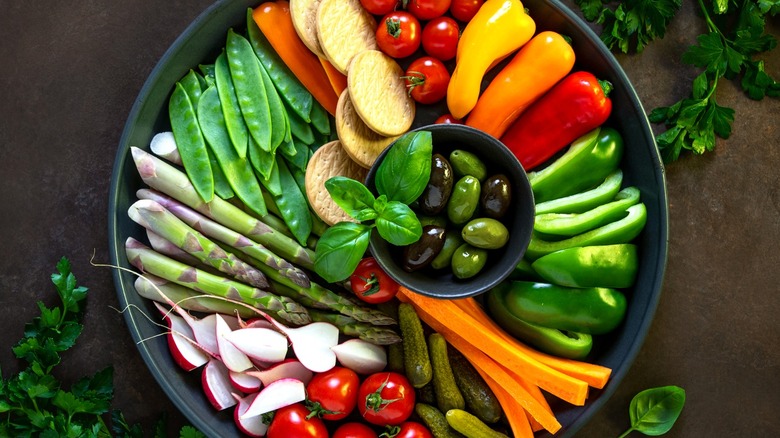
[314, 222, 371, 282]
[325, 176, 376, 220]
[376, 201, 423, 246]
[373, 194, 388, 215]
[618, 386, 686, 438]
[375, 131, 432, 204]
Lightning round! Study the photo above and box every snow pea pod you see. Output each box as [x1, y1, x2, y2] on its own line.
[246, 8, 313, 122]
[226, 29, 272, 152]
[534, 186, 641, 236]
[534, 169, 623, 215]
[273, 159, 313, 246]
[285, 99, 315, 145]
[179, 69, 205, 108]
[280, 137, 308, 171]
[207, 148, 234, 200]
[215, 51, 249, 158]
[168, 82, 213, 202]
[249, 136, 281, 195]
[310, 100, 331, 136]
[256, 56, 287, 151]
[197, 85, 266, 216]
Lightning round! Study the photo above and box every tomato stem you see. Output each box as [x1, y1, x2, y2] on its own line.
[386, 17, 402, 38]
[365, 375, 403, 412]
[360, 273, 381, 296]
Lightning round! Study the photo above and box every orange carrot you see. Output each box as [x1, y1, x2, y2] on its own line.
[252, 1, 339, 115]
[453, 297, 612, 389]
[479, 371, 536, 438]
[397, 287, 589, 406]
[319, 58, 348, 97]
[506, 364, 554, 432]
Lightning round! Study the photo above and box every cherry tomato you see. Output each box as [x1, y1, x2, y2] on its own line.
[421, 17, 459, 61]
[450, 0, 484, 22]
[434, 113, 463, 124]
[376, 12, 421, 59]
[333, 422, 378, 438]
[350, 257, 399, 304]
[390, 422, 434, 438]
[406, 0, 451, 21]
[267, 403, 328, 438]
[306, 366, 360, 421]
[404, 56, 450, 104]
[358, 372, 415, 426]
[360, 0, 400, 16]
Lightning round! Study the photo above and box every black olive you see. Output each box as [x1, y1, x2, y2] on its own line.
[418, 154, 453, 215]
[481, 174, 512, 219]
[402, 225, 447, 272]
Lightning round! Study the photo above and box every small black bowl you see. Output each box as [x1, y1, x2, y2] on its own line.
[365, 124, 535, 299]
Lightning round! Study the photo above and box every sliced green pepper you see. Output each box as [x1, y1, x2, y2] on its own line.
[534, 186, 641, 236]
[486, 284, 593, 359]
[532, 244, 638, 288]
[525, 203, 647, 260]
[503, 281, 627, 335]
[529, 127, 624, 203]
[534, 169, 623, 215]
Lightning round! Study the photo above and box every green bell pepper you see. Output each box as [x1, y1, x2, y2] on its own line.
[531, 244, 639, 288]
[534, 169, 624, 215]
[533, 186, 641, 236]
[529, 127, 624, 203]
[486, 284, 593, 359]
[503, 281, 627, 335]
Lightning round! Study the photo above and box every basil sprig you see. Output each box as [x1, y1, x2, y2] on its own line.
[618, 385, 686, 437]
[314, 131, 432, 282]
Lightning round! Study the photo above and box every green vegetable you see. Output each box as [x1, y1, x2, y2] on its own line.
[134, 275, 258, 318]
[326, 176, 378, 221]
[534, 169, 623, 215]
[446, 348, 502, 424]
[534, 186, 641, 236]
[415, 403, 464, 438]
[309, 99, 331, 136]
[375, 201, 423, 245]
[532, 244, 639, 288]
[206, 148, 235, 200]
[272, 159, 312, 246]
[618, 386, 686, 437]
[180, 69, 205, 107]
[256, 54, 287, 151]
[169, 82, 214, 202]
[214, 51, 249, 157]
[398, 303, 433, 388]
[375, 130, 433, 204]
[428, 333, 466, 413]
[445, 409, 508, 438]
[305, 309, 401, 345]
[314, 222, 373, 283]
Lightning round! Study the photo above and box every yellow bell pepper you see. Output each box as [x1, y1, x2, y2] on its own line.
[447, 0, 536, 120]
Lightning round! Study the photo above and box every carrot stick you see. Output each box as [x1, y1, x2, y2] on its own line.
[505, 364, 553, 432]
[252, 1, 339, 115]
[319, 58, 347, 97]
[478, 370, 536, 438]
[454, 297, 612, 389]
[397, 288, 589, 406]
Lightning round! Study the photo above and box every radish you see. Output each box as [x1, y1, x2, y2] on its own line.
[223, 327, 288, 364]
[229, 370, 263, 393]
[153, 302, 208, 371]
[241, 318, 275, 330]
[216, 314, 253, 372]
[263, 318, 340, 373]
[149, 131, 182, 165]
[331, 339, 387, 375]
[246, 359, 313, 387]
[240, 378, 306, 419]
[201, 358, 238, 411]
[232, 392, 269, 437]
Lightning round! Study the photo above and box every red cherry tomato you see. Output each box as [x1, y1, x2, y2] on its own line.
[404, 56, 450, 104]
[306, 366, 360, 421]
[406, 0, 452, 21]
[358, 372, 415, 426]
[376, 12, 421, 59]
[333, 422, 378, 438]
[391, 422, 434, 438]
[450, 0, 484, 22]
[421, 17, 459, 61]
[360, 0, 400, 16]
[435, 113, 463, 124]
[267, 403, 328, 438]
[350, 257, 399, 304]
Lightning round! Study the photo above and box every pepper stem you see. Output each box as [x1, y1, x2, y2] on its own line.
[598, 79, 614, 97]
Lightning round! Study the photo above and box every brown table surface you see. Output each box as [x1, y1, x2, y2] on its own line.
[1, 1, 778, 436]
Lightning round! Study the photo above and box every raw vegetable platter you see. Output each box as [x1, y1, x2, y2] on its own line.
[108, 0, 669, 437]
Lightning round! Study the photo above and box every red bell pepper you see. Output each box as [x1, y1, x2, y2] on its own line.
[500, 71, 613, 171]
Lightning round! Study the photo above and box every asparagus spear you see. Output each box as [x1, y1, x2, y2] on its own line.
[137, 188, 310, 288]
[307, 309, 401, 345]
[129, 199, 269, 289]
[131, 147, 315, 269]
[125, 237, 310, 326]
[134, 274, 258, 318]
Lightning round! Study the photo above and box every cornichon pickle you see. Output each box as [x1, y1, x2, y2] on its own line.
[428, 333, 466, 413]
[431, 231, 465, 270]
[447, 348, 502, 423]
[481, 174, 512, 219]
[447, 176, 481, 225]
[415, 403, 463, 438]
[398, 303, 433, 388]
[451, 243, 488, 279]
[449, 149, 487, 181]
[420, 154, 454, 215]
[446, 409, 508, 438]
[462, 218, 509, 249]
[403, 225, 447, 272]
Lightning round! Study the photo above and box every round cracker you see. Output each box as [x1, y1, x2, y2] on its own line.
[305, 140, 368, 225]
[335, 89, 399, 169]
[316, 0, 377, 74]
[290, 0, 325, 58]
[347, 50, 415, 137]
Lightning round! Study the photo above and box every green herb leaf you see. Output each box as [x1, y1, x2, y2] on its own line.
[375, 201, 423, 246]
[180, 425, 207, 438]
[618, 385, 686, 437]
[596, 0, 681, 53]
[325, 176, 378, 221]
[314, 222, 372, 282]
[375, 131, 432, 204]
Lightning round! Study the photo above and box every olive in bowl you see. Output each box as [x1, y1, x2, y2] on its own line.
[365, 124, 535, 299]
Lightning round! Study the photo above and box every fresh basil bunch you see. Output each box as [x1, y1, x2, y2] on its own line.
[314, 131, 433, 282]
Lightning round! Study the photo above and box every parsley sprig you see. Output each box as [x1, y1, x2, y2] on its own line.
[0, 257, 204, 438]
[574, 0, 779, 162]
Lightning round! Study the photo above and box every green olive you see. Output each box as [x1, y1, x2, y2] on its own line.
[449, 149, 487, 182]
[419, 154, 454, 215]
[430, 231, 465, 270]
[447, 175, 481, 225]
[451, 243, 489, 279]
[481, 174, 512, 219]
[402, 225, 447, 272]
[462, 218, 510, 249]
[418, 215, 448, 228]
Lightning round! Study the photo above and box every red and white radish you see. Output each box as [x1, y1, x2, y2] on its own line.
[241, 317, 275, 330]
[263, 318, 340, 373]
[331, 338, 388, 375]
[229, 370, 263, 393]
[216, 314, 253, 372]
[153, 302, 208, 371]
[223, 327, 288, 364]
[149, 131, 182, 165]
[232, 392, 269, 437]
[246, 359, 314, 387]
[240, 378, 306, 419]
[201, 358, 238, 411]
